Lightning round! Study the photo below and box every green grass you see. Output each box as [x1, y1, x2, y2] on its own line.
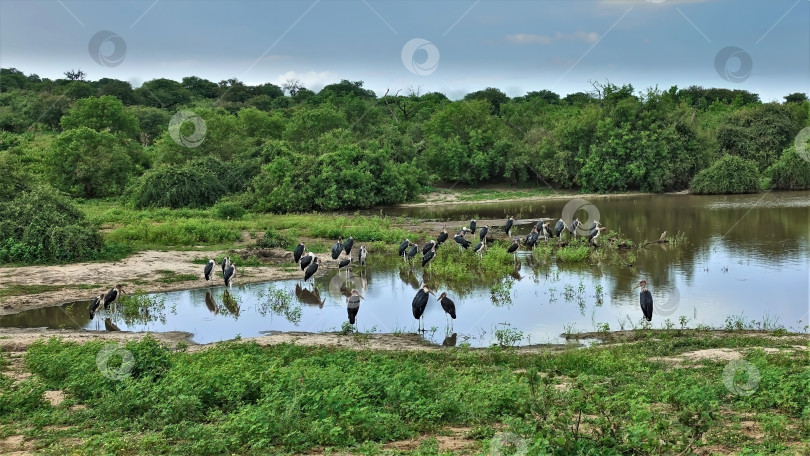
[154, 270, 199, 284]
[3, 332, 808, 455]
[454, 187, 555, 202]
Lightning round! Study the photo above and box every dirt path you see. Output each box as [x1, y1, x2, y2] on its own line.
[0, 249, 303, 315]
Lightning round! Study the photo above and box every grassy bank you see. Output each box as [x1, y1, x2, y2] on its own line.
[1, 330, 808, 455]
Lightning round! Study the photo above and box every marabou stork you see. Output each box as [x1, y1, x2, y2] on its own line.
[221, 256, 230, 273]
[346, 289, 363, 326]
[473, 241, 485, 258]
[634, 280, 653, 321]
[88, 293, 106, 319]
[588, 226, 607, 246]
[102, 285, 125, 311]
[543, 222, 554, 242]
[570, 218, 581, 238]
[479, 225, 489, 245]
[412, 284, 433, 332]
[422, 246, 437, 268]
[504, 216, 514, 237]
[507, 239, 520, 259]
[358, 245, 368, 266]
[343, 236, 354, 256]
[588, 220, 601, 232]
[524, 226, 540, 249]
[398, 239, 411, 260]
[469, 219, 477, 235]
[304, 257, 320, 282]
[436, 227, 449, 246]
[422, 240, 437, 255]
[437, 291, 456, 325]
[331, 236, 344, 260]
[224, 263, 236, 288]
[293, 243, 305, 264]
[454, 230, 471, 251]
[203, 259, 216, 283]
[338, 257, 351, 276]
[300, 252, 313, 271]
[406, 242, 419, 264]
[554, 219, 567, 241]
[204, 291, 218, 314]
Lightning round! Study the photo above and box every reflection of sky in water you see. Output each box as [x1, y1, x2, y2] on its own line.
[2, 192, 808, 347]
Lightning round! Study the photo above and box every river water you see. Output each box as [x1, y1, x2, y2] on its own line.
[2, 191, 808, 347]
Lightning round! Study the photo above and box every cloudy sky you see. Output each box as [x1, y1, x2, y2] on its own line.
[1, 0, 808, 101]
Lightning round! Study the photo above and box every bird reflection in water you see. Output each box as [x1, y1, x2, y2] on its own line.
[399, 266, 420, 290]
[221, 290, 240, 317]
[104, 317, 121, 332]
[442, 332, 457, 347]
[204, 291, 219, 315]
[295, 283, 325, 308]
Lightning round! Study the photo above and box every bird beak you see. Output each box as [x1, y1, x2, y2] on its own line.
[632, 283, 640, 290]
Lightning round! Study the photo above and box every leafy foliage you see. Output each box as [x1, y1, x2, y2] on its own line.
[766, 144, 810, 190]
[690, 155, 761, 194]
[129, 164, 227, 209]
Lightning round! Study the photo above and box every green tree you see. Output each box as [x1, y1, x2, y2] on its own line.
[282, 105, 348, 144]
[690, 155, 760, 194]
[182, 76, 219, 99]
[766, 144, 810, 190]
[135, 78, 192, 108]
[47, 127, 135, 197]
[96, 78, 135, 104]
[464, 87, 509, 115]
[61, 95, 140, 138]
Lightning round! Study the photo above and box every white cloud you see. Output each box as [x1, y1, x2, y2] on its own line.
[272, 70, 338, 92]
[506, 31, 600, 45]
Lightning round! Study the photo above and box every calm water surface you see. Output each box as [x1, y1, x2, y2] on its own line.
[3, 191, 808, 347]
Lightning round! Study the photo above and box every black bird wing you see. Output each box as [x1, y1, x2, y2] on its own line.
[412, 289, 427, 318]
[507, 242, 519, 253]
[474, 241, 483, 253]
[555, 220, 564, 237]
[398, 239, 409, 255]
[304, 262, 319, 281]
[422, 242, 433, 255]
[204, 261, 214, 280]
[347, 306, 359, 324]
[421, 250, 435, 267]
[470, 220, 476, 233]
[480, 227, 488, 240]
[343, 238, 354, 255]
[339, 259, 350, 268]
[331, 242, 342, 260]
[436, 232, 448, 245]
[224, 265, 235, 285]
[440, 296, 456, 319]
[407, 245, 418, 258]
[293, 244, 305, 263]
[89, 295, 102, 318]
[640, 290, 653, 321]
[504, 219, 513, 235]
[300, 255, 313, 270]
[103, 288, 118, 309]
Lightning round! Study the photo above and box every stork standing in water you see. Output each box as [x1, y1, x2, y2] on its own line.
[504, 216, 514, 237]
[293, 243, 305, 264]
[300, 251, 313, 271]
[338, 256, 351, 277]
[437, 291, 456, 328]
[90, 285, 126, 319]
[398, 239, 411, 261]
[343, 236, 354, 256]
[88, 293, 106, 319]
[203, 259, 216, 284]
[412, 284, 433, 332]
[224, 263, 237, 288]
[331, 236, 344, 260]
[634, 280, 653, 321]
[346, 289, 363, 328]
[304, 257, 320, 283]
[358, 245, 368, 266]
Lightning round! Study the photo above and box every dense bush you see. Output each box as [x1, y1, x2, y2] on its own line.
[130, 165, 227, 209]
[0, 185, 103, 263]
[690, 155, 761, 194]
[766, 144, 810, 190]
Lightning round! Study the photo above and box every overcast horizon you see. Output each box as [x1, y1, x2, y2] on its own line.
[1, 0, 808, 102]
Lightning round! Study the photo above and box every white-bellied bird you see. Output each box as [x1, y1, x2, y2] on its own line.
[304, 257, 320, 282]
[103, 285, 125, 311]
[347, 289, 363, 326]
[331, 236, 344, 260]
[300, 252, 313, 271]
[88, 293, 106, 319]
[634, 280, 653, 321]
[570, 218, 581, 238]
[473, 241, 484, 258]
[358, 245, 368, 266]
[588, 226, 607, 246]
[203, 259, 216, 283]
[221, 256, 230, 273]
[554, 219, 567, 241]
[293, 243, 305, 264]
[479, 225, 489, 244]
[343, 236, 354, 256]
[224, 263, 236, 288]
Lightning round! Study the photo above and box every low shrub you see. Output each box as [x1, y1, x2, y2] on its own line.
[690, 155, 760, 194]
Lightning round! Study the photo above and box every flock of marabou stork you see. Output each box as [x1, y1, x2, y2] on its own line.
[87, 216, 655, 329]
